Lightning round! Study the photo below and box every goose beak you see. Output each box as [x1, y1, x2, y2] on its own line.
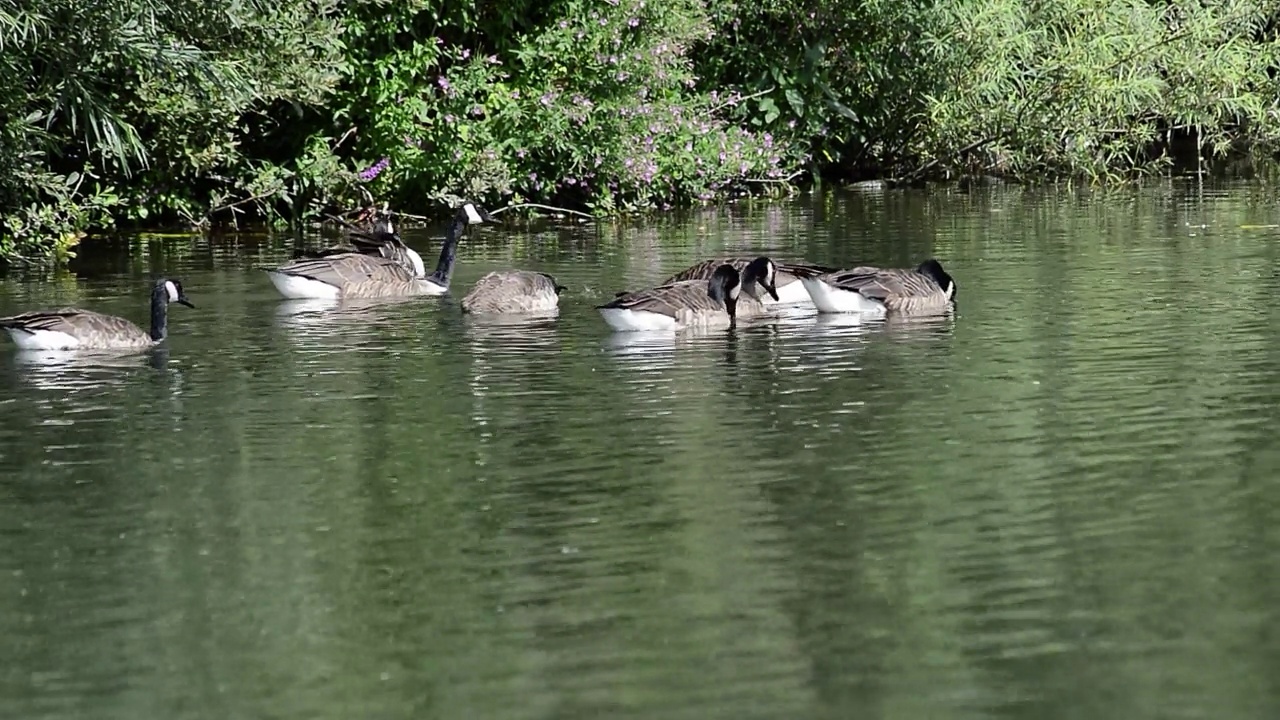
[764, 281, 779, 302]
[178, 298, 195, 309]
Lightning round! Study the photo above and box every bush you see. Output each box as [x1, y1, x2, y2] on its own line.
[3, 0, 1280, 266]
[0, 0, 342, 264]
[301, 0, 792, 215]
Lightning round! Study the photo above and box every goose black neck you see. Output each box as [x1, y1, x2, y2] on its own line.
[149, 284, 169, 342]
[725, 296, 738, 327]
[428, 213, 468, 287]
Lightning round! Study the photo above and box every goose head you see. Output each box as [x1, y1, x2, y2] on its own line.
[916, 258, 956, 300]
[460, 202, 495, 226]
[156, 278, 196, 308]
[742, 256, 780, 301]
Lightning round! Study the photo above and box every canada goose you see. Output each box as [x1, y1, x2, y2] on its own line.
[265, 202, 492, 299]
[799, 259, 956, 315]
[598, 256, 780, 331]
[0, 278, 195, 351]
[664, 256, 836, 305]
[461, 271, 567, 314]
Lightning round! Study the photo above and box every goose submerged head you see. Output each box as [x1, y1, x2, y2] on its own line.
[916, 258, 956, 300]
[708, 264, 742, 323]
[742, 256, 780, 301]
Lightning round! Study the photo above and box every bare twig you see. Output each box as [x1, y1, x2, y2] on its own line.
[208, 191, 276, 216]
[382, 210, 432, 222]
[333, 126, 357, 151]
[706, 87, 776, 116]
[491, 203, 594, 219]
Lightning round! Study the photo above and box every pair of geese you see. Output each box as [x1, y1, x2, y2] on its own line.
[0, 202, 957, 351]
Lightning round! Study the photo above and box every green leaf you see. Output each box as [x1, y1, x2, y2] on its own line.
[785, 88, 805, 118]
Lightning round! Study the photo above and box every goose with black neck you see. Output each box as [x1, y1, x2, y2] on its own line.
[264, 202, 493, 299]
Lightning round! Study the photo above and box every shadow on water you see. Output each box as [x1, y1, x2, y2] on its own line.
[2, 185, 1280, 720]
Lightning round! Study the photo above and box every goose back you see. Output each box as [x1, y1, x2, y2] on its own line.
[268, 253, 422, 299]
[598, 278, 768, 330]
[461, 271, 563, 314]
[819, 265, 955, 314]
[1, 309, 153, 350]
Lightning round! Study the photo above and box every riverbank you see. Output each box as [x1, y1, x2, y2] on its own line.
[3, 0, 1278, 266]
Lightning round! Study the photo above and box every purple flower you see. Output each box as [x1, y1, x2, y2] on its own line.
[358, 157, 390, 182]
[629, 17, 639, 27]
[529, 172, 538, 182]
[566, 177, 577, 185]
[461, 48, 471, 59]
[437, 76, 450, 90]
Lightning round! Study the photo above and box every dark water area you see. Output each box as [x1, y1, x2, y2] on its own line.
[2, 183, 1279, 719]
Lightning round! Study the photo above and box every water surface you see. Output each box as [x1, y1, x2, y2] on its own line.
[2, 184, 1279, 719]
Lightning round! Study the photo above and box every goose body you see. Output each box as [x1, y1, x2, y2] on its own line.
[0, 278, 195, 351]
[266, 202, 492, 299]
[801, 259, 956, 316]
[599, 257, 780, 331]
[461, 271, 566, 314]
[664, 256, 834, 305]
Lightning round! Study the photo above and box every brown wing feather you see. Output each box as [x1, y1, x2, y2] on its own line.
[1, 308, 148, 341]
[275, 253, 416, 288]
[822, 266, 951, 313]
[599, 280, 727, 318]
[461, 271, 561, 313]
[665, 256, 835, 284]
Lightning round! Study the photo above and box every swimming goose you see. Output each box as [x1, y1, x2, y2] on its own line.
[265, 202, 492, 299]
[598, 256, 780, 331]
[799, 259, 956, 315]
[664, 256, 835, 305]
[292, 219, 425, 278]
[461, 271, 567, 314]
[0, 278, 195, 351]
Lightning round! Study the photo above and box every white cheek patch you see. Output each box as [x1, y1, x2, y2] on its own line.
[729, 284, 741, 300]
[165, 280, 180, 302]
[463, 203, 484, 224]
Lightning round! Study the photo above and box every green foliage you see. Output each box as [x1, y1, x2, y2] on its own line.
[917, 0, 1280, 181]
[697, 0, 1280, 182]
[3, 0, 1280, 265]
[316, 0, 787, 214]
[0, 0, 342, 264]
